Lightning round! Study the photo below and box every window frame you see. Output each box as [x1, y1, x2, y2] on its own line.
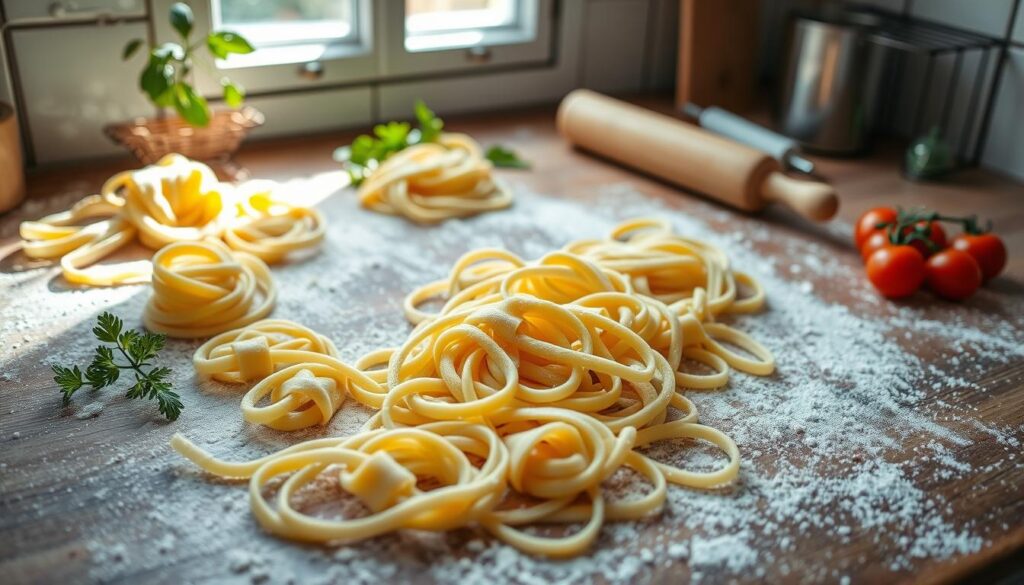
[153, 0, 379, 96]
[153, 0, 554, 98]
[210, 0, 361, 49]
[380, 0, 553, 77]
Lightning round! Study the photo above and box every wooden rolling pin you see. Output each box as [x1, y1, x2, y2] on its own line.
[557, 89, 838, 221]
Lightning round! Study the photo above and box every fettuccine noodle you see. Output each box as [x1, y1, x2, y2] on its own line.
[19, 154, 325, 286]
[173, 218, 771, 557]
[357, 133, 513, 223]
[143, 239, 277, 338]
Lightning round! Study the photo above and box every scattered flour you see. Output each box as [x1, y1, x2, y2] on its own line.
[74, 401, 105, 420]
[2, 181, 1022, 584]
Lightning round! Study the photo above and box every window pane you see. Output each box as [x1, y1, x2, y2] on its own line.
[406, 0, 517, 34]
[214, 0, 355, 46]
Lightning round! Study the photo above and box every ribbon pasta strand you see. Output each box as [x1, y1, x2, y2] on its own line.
[143, 240, 276, 338]
[357, 133, 513, 223]
[173, 218, 771, 558]
[19, 153, 326, 286]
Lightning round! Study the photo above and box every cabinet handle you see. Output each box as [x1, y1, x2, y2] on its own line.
[466, 46, 492, 64]
[299, 61, 324, 80]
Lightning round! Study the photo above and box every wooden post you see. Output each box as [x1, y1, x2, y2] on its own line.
[676, 0, 761, 114]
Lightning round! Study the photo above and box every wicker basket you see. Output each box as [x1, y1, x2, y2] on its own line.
[105, 107, 264, 178]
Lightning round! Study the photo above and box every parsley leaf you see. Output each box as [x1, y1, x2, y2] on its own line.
[93, 312, 123, 343]
[55, 312, 181, 421]
[85, 345, 119, 388]
[53, 365, 85, 405]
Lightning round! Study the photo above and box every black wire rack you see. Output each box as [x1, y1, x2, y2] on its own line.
[846, 4, 1005, 166]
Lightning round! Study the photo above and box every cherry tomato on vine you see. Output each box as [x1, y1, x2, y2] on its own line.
[951, 233, 1007, 281]
[854, 207, 898, 250]
[860, 231, 891, 262]
[902, 220, 947, 257]
[865, 246, 926, 299]
[925, 249, 982, 301]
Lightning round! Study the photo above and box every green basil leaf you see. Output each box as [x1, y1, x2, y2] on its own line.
[207, 31, 255, 59]
[348, 135, 376, 166]
[414, 100, 443, 143]
[122, 39, 144, 61]
[221, 78, 244, 108]
[485, 145, 530, 169]
[169, 2, 194, 39]
[152, 42, 185, 63]
[373, 121, 411, 152]
[172, 83, 210, 127]
[154, 89, 175, 108]
[140, 58, 174, 102]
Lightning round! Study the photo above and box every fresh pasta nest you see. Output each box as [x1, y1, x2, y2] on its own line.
[143, 239, 277, 339]
[357, 133, 513, 223]
[173, 218, 773, 558]
[19, 154, 326, 286]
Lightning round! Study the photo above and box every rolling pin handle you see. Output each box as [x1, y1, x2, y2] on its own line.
[761, 171, 838, 221]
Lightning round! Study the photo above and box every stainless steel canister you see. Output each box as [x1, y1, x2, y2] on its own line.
[775, 13, 884, 154]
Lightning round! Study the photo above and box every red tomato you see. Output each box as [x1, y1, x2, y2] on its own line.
[952, 233, 1007, 281]
[860, 231, 891, 262]
[854, 207, 897, 250]
[866, 246, 925, 299]
[902, 221, 947, 257]
[925, 249, 982, 301]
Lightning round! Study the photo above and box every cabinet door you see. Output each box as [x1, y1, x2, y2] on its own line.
[11, 22, 151, 164]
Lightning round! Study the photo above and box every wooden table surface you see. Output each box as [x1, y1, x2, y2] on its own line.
[1, 99, 1023, 585]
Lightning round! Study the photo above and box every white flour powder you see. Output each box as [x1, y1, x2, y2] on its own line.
[1, 181, 1022, 584]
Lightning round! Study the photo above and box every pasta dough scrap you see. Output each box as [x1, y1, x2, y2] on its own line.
[172, 218, 769, 558]
[194, 319, 340, 383]
[357, 133, 513, 223]
[192, 318, 385, 430]
[143, 239, 277, 338]
[19, 154, 326, 286]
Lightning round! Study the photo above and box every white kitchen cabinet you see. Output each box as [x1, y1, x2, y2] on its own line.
[245, 86, 373, 139]
[2, 0, 145, 22]
[11, 21, 152, 164]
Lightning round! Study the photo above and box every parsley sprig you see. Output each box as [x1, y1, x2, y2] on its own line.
[333, 99, 531, 185]
[52, 312, 182, 421]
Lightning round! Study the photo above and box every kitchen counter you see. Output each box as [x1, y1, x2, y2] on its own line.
[1, 100, 1022, 585]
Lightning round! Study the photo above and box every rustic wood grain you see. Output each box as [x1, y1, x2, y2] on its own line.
[1, 99, 1022, 585]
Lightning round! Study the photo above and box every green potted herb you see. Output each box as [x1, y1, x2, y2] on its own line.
[104, 2, 263, 174]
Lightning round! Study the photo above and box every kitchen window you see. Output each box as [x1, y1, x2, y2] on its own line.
[151, 0, 551, 95]
[384, 0, 552, 76]
[210, 0, 365, 69]
[405, 0, 531, 52]
[153, 0, 377, 94]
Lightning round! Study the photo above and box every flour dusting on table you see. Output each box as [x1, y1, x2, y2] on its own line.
[2, 181, 1022, 584]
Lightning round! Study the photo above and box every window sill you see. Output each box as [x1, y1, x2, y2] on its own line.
[404, 27, 537, 53]
[216, 41, 371, 70]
